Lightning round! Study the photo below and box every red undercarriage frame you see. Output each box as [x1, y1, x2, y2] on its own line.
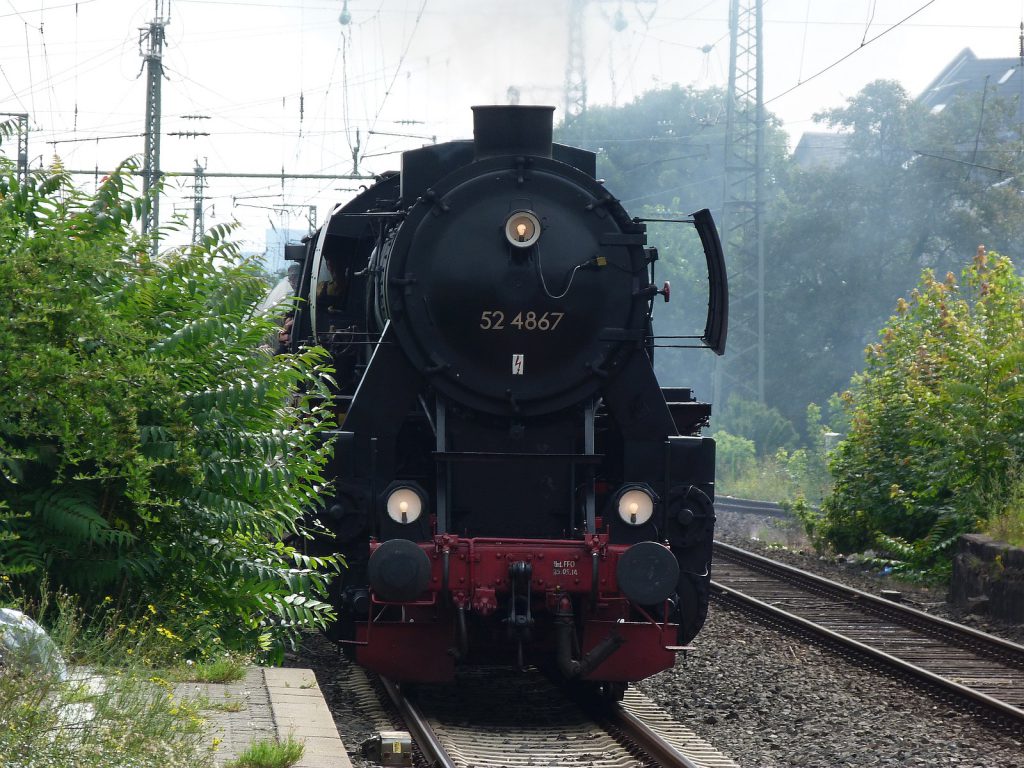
[354, 533, 680, 682]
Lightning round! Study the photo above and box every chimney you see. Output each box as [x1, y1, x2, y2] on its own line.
[472, 105, 555, 160]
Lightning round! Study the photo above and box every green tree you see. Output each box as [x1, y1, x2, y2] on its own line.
[556, 85, 732, 214]
[814, 247, 1024, 577]
[765, 79, 1024, 428]
[0, 156, 338, 657]
[716, 397, 798, 455]
[556, 86, 790, 395]
[556, 84, 790, 213]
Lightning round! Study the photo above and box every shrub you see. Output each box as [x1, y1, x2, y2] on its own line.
[0, 155, 338, 658]
[715, 405, 833, 505]
[713, 430, 757, 488]
[813, 247, 1024, 577]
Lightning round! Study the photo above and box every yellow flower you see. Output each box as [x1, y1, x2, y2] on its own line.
[156, 626, 182, 642]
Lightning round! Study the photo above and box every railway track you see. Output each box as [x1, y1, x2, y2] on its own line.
[379, 667, 739, 768]
[711, 540, 1024, 732]
[715, 497, 789, 517]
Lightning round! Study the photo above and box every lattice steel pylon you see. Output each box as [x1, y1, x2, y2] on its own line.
[564, 0, 588, 125]
[0, 113, 29, 184]
[715, 0, 765, 406]
[191, 160, 205, 246]
[140, 2, 169, 258]
[562, 0, 655, 127]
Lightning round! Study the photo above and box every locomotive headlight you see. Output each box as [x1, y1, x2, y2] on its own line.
[504, 210, 541, 248]
[616, 485, 656, 526]
[385, 485, 426, 524]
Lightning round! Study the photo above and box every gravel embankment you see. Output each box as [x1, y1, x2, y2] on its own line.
[635, 508, 1024, 767]
[639, 603, 1024, 767]
[291, 510, 1024, 767]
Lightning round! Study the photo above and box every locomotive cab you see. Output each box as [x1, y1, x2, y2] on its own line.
[295, 106, 728, 692]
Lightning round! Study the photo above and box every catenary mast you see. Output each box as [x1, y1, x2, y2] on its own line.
[563, 0, 655, 127]
[140, 1, 169, 258]
[716, 0, 765, 406]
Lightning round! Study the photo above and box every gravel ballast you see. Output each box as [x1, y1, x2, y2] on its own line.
[639, 603, 1023, 767]
[647, 507, 1024, 767]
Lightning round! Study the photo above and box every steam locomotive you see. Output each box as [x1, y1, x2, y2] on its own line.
[284, 106, 728, 697]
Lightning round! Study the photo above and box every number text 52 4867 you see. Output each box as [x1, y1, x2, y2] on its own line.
[479, 311, 565, 331]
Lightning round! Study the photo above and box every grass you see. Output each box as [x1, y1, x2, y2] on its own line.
[202, 696, 246, 713]
[163, 655, 249, 684]
[0, 652, 216, 768]
[718, 450, 831, 507]
[0, 593, 242, 768]
[983, 505, 1024, 547]
[975, 470, 1024, 547]
[224, 736, 304, 768]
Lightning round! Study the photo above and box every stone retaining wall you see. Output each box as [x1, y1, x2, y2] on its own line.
[950, 534, 1024, 623]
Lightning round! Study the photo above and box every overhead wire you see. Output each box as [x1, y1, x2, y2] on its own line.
[604, 0, 740, 106]
[3, 2, 141, 143]
[0, 0, 97, 19]
[365, 0, 428, 152]
[38, 13, 60, 144]
[9, 0, 1008, 249]
[766, 0, 940, 105]
[5, 2, 316, 233]
[861, 0, 878, 47]
[0, 64, 28, 112]
[311, 19, 360, 171]
[342, 25, 355, 166]
[796, 0, 811, 84]
[24, 20, 36, 121]
[73, 0, 79, 133]
[913, 149, 1010, 176]
[6, 42, 126, 104]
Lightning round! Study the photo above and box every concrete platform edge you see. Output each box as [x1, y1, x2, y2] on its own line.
[177, 666, 353, 768]
[265, 667, 353, 768]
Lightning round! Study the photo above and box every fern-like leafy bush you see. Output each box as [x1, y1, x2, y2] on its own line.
[0, 151, 338, 659]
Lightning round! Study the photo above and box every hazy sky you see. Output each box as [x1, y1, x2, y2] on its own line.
[1, 0, 1020, 255]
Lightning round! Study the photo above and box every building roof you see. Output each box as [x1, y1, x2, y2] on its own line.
[918, 47, 1024, 120]
[792, 131, 851, 169]
[793, 46, 1024, 160]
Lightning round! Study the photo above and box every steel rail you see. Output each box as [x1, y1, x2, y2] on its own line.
[715, 496, 788, 516]
[714, 540, 1024, 660]
[711, 545, 1024, 728]
[384, 666, 736, 768]
[379, 677, 457, 768]
[608, 704, 707, 768]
